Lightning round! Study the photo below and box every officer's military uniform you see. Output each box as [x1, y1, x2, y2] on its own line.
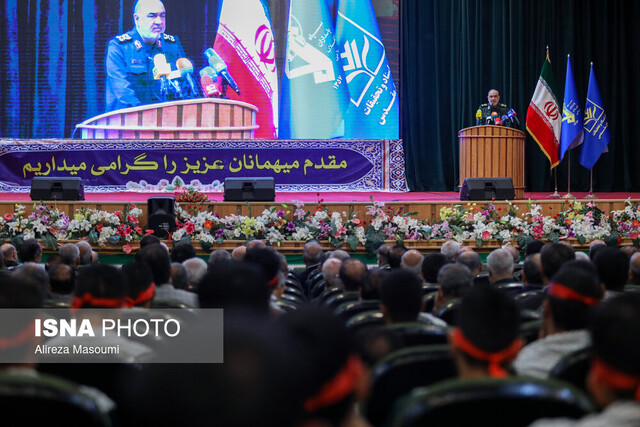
[477, 102, 516, 127]
[105, 29, 186, 112]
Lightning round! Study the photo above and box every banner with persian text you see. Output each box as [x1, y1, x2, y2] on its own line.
[0, 139, 407, 193]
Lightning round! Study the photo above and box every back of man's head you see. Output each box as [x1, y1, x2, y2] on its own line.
[19, 239, 42, 263]
[58, 243, 80, 267]
[547, 260, 603, 332]
[540, 243, 575, 284]
[72, 264, 127, 308]
[121, 261, 155, 307]
[388, 244, 407, 269]
[400, 249, 423, 276]
[303, 241, 323, 267]
[48, 263, 75, 295]
[486, 248, 514, 282]
[522, 253, 543, 286]
[456, 250, 482, 275]
[629, 252, 640, 284]
[380, 269, 423, 323]
[208, 249, 231, 270]
[171, 262, 190, 290]
[244, 247, 282, 288]
[524, 239, 544, 256]
[322, 258, 343, 288]
[453, 286, 521, 376]
[76, 241, 93, 265]
[329, 249, 350, 261]
[139, 234, 161, 249]
[589, 293, 640, 404]
[170, 243, 196, 263]
[440, 240, 461, 262]
[376, 243, 393, 267]
[339, 258, 367, 292]
[137, 243, 172, 285]
[12, 263, 49, 295]
[593, 247, 629, 293]
[198, 261, 270, 314]
[437, 263, 473, 299]
[183, 257, 208, 289]
[589, 240, 606, 260]
[0, 243, 16, 262]
[421, 253, 448, 284]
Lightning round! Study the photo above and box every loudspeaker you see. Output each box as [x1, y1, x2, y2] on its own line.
[147, 197, 176, 238]
[460, 177, 515, 201]
[30, 177, 84, 201]
[223, 177, 275, 202]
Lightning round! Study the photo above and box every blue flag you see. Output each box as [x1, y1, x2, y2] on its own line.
[560, 56, 583, 160]
[336, 0, 399, 138]
[579, 64, 611, 170]
[279, 0, 350, 139]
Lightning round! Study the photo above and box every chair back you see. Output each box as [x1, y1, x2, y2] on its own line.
[433, 299, 462, 326]
[0, 372, 117, 427]
[365, 345, 456, 426]
[335, 299, 381, 321]
[346, 310, 385, 337]
[384, 322, 449, 347]
[390, 376, 595, 427]
[325, 292, 359, 311]
[515, 289, 545, 311]
[549, 346, 592, 394]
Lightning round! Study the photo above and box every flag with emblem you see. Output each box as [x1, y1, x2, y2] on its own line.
[526, 51, 562, 169]
[560, 55, 584, 160]
[336, 0, 399, 138]
[279, 0, 350, 139]
[579, 63, 611, 170]
[213, 0, 278, 138]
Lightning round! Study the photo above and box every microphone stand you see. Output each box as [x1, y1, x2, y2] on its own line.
[586, 169, 597, 199]
[547, 168, 561, 198]
[220, 80, 230, 99]
[563, 151, 575, 199]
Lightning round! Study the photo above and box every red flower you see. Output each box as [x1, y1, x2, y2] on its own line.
[96, 224, 103, 233]
[204, 220, 213, 230]
[122, 226, 133, 236]
[351, 218, 361, 226]
[3, 213, 13, 221]
[185, 223, 195, 234]
[145, 229, 155, 235]
[122, 244, 132, 254]
[482, 231, 491, 240]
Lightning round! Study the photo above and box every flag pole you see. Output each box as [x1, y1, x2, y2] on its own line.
[563, 151, 574, 199]
[586, 169, 597, 199]
[547, 168, 561, 198]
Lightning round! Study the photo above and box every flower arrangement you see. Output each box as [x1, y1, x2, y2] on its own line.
[2, 198, 640, 253]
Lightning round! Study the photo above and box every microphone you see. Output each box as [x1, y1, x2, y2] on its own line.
[204, 48, 240, 95]
[490, 111, 499, 125]
[199, 74, 220, 98]
[508, 109, 520, 126]
[495, 116, 502, 126]
[475, 109, 482, 126]
[199, 66, 219, 82]
[152, 54, 172, 98]
[501, 115, 509, 126]
[177, 58, 200, 98]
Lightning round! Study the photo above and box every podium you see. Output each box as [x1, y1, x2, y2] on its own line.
[75, 98, 258, 140]
[458, 125, 526, 199]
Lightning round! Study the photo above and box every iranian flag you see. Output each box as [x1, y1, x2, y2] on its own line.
[213, 0, 278, 138]
[526, 52, 561, 169]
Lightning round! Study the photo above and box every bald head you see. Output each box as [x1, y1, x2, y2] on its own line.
[486, 248, 514, 283]
[456, 250, 482, 275]
[322, 258, 343, 288]
[231, 245, 246, 260]
[401, 250, 423, 276]
[246, 240, 266, 250]
[1, 243, 17, 262]
[303, 241, 323, 266]
[629, 252, 640, 284]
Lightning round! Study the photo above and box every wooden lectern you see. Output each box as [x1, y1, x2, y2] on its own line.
[75, 98, 258, 140]
[458, 125, 526, 199]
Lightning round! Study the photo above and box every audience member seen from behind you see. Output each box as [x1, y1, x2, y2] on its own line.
[592, 247, 629, 300]
[47, 263, 75, 302]
[19, 238, 42, 264]
[514, 260, 603, 379]
[486, 248, 518, 286]
[530, 293, 640, 426]
[171, 262, 190, 290]
[441, 240, 461, 262]
[387, 244, 407, 269]
[121, 261, 156, 308]
[376, 243, 393, 270]
[421, 253, 449, 286]
[400, 249, 423, 277]
[522, 253, 543, 288]
[1, 243, 18, 269]
[182, 257, 208, 291]
[58, 242, 80, 267]
[433, 263, 473, 313]
[76, 240, 93, 266]
[456, 250, 483, 276]
[450, 286, 523, 378]
[629, 252, 640, 286]
[170, 242, 196, 263]
[540, 243, 575, 287]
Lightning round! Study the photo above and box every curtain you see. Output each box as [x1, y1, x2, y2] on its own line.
[402, 0, 640, 192]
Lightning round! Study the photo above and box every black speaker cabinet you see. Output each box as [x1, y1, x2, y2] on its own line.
[147, 197, 176, 238]
[30, 177, 84, 201]
[223, 177, 275, 202]
[460, 177, 515, 201]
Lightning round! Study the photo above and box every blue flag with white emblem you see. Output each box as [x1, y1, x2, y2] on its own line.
[336, 0, 399, 138]
[560, 56, 583, 161]
[579, 64, 611, 170]
[279, 0, 350, 139]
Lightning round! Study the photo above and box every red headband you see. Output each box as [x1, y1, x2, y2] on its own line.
[0, 323, 35, 350]
[592, 358, 640, 401]
[450, 328, 524, 378]
[267, 275, 280, 287]
[304, 355, 363, 413]
[548, 282, 601, 306]
[125, 283, 156, 307]
[70, 294, 127, 309]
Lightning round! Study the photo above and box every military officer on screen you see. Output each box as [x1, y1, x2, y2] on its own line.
[476, 89, 518, 128]
[105, 0, 186, 112]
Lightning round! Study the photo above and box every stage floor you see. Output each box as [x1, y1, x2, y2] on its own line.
[2, 191, 638, 203]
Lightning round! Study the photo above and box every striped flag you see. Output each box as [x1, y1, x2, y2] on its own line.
[213, 0, 278, 138]
[579, 64, 611, 170]
[526, 51, 562, 169]
[279, 0, 350, 139]
[560, 55, 584, 160]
